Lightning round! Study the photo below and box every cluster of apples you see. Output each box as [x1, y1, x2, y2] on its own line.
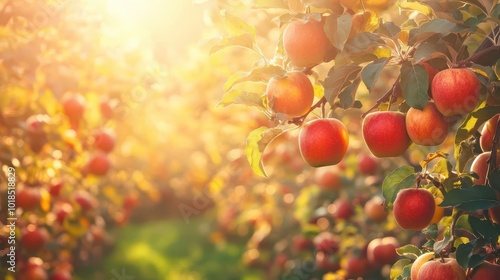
[266, 14, 484, 169]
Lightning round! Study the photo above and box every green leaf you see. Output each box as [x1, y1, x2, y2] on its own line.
[454, 104, 500, 171]
[325, 13, 352, 50]
[439, 185, 500, 211]
[210, 33, 255, 54]
[400, 62, 429, 110]
[456, 242, 474, 269]
[455, 214, 474, 235]
[390, 259, 412, 280]
[375, 21, 400, 38]
[422, 223, 439, 240]
[468, 215, 500, 243]
[223, 12, 257, 37]
[338, 78, 361, 109]
[458, 0, 488, 14]
[433, 230, 452, 254]
[489, 168, 500, 191]
[246, 127, 283, 177]
[323, 64, 362, 105]
[491, 3, 500, 19]
[344, 32, 383, 54]
[413, 42, 449, 62]
[223, 65, 286, 91]
[396, 244, 421, 260]
[382, 165, 416, 210]
[432, 158, 453, 179]
[469, 254, 488, 269]
[361, 57, 390, 92]
[398, 1, 432, 16]
[218, 88, 266, 109]
[494, 59, 500, 80]
[409, 19, 468, 45]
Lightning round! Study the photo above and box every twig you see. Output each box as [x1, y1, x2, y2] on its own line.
[289, 96, 327, 126]
[457, 45, 500, 67]
[361, 77, 400, 118]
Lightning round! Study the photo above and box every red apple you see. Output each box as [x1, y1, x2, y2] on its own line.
[54, 202, 73, 224]
[299, 118, 349, 167]
[431, 68, 481, 117]
[25, 114, 49, 153]
[362, 111, 412, 157]
[357, 154, 379, 175]
[411, 252, 435, 280]
[331, 199, 354, 220]
[480, 114, 499, 152]
[469, 260, 500, 280]
[313, 232, 340, 254]
[19, 257, 48, 280]
[283, 17, 331, 67]
[367, 236, 400, 267]
[49, 181, 63, 197]
[314, 167, 342, 190]
[470, 152, 500, 186]
[73, 190, 96, 211]
[293, 235, 313, 252]
[266, 71, 314, 117]
[92, 129, 115, 153]
[84, 153, 111, 176]
[100, 99, 114, 119]
[21, 225, 49, 251]
[393, 188, 435, 230]
[405, 102, 450, 146]
[417, 258, 466, 280]
[62, 93, 85, 122]
[17, 185, 41, 211]
[364, 196, 388, 223]
[345, 254, 370, 278]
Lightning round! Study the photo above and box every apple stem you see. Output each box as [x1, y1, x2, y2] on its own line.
[485, 117, 500, 187]
[361, 76, 400, 118]
[289, 96, 327, 126]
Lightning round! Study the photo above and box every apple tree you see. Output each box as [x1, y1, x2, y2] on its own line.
[213, 0, 500, 278]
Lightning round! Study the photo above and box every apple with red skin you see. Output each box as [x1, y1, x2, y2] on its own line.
[283, 17, 331, 67]
[299, 118, 349, 167]
[19, 258, 48, 280]
[293, 235, 313, 252]
[411, 252, 435, 280]
[431, 68, 481, 117]
[49, 181, 63, 197]
[17, 185, 41, 211]
[51, 269, 72, 280]
[367, 236, 400, 267]
[54, 202, 73, 224]
[100, 99, 114, 119]
[480, 114, 499, 152]
[357, 154, 379, 175]
[314, 167, 341, 190]
[21, 226, 49, 251]
[92, 129, 115, 153]
[416, 258, 466, 280]
[62, 93, 86, 123]
[470, 152, 500, 186]
[84, 153, 111, 176]
[344, 254, 370, 278]
[469, 260, 500, 280]
[25, 114, 48, 153]
[73, 190, 96, 211]
[313, 232, 340, 254]
[331, 198, 354, 220]
[405, 102, 449, 146]
[364, 196, 388, 223]
[393, 188, 435, 230]
[266, 71, 314, 117]
[362, 111, 412, 157]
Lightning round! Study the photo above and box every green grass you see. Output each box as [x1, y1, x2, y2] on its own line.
[76, 218, 263, 280]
